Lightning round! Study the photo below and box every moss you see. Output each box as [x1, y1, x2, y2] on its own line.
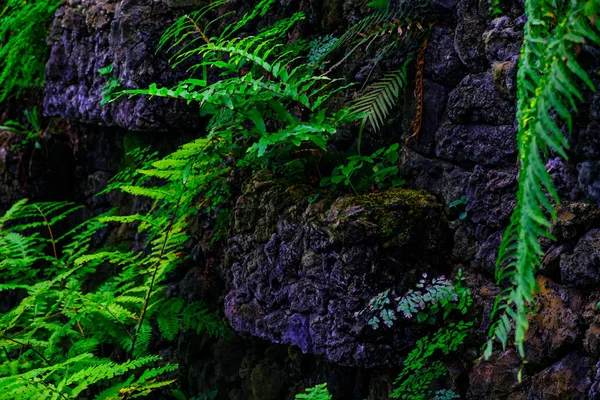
[336, 188, 440, 239]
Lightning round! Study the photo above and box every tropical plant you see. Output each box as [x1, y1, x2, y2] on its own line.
[0, 0, 62, 102]
[0, 146, 228, 398]
[320, 143, 404, 194]
[391, 321, 472, 399]
[485, 0, 600, 362]
[111, 0, 356, 220]
[361, 269, 471, 329]
[0, 108, 44, 149]
[295, 383, 333, 400]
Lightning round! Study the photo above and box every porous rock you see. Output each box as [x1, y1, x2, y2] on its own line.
[225, 176, 449, 366]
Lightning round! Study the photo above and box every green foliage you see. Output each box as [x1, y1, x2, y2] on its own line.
[391, 321, 472, 399]
[362, 269, 471, 329]
[98, 64, 121, 106]
[486, 0, 600, 360]
[0, 108, 44, 149]
[0, 0, 61, 102]
[320, 143, 404, 194]
[308, 35, 338, 67]
[0, 144, 229, 398]
[349, 59, 411, 136]
[489, 0, 502, 16]
[448, 195, 468, 220]
[295, 383, 333, 400]
[112, 0, 357, 219]
[0, 354, 177, 400]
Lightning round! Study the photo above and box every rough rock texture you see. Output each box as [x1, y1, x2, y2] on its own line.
[17, 0, 600, 397]
[225, 177, 449, 367]
[44, 0, 202, 131]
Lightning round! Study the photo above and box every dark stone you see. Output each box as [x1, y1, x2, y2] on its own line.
[560, 229, 600, 287]
[435, 120, 517, 167]
[465, 165, 517, 236]
[405, 151, 472, 207]
[547, 157, 583, 202]
[447, 72, 516, 125]
[455, 0, 488, 72]
[469, 349, 525, 399]
[482, 15, 523, 63]
[44, 0, 201, 131]
[525, 277, 583, 366]
[575, 123, 600, 160]
[424, 25, 468, 88]
[528, 353, 592, 400]
[404, 79, 449, 156]
[225, 176, 449, 366]
[578, 161, 600, 205]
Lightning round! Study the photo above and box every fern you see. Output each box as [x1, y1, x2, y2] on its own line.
[350, 58, 412, 136]
[485, 0, 600, 360]
[0, 354, 176, 400]
[295, 383, 332, 400]
[391, 322, 472, 399]
[0, 0, 61, 102]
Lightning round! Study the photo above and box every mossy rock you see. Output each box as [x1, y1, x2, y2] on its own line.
[329, 188, 443, 247]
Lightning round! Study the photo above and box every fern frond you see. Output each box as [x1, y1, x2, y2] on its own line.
[350, 58, 411, 133]
[486, 0, 600, 359]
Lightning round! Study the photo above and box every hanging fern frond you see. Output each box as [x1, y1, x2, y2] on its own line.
[350, 58, 412, 135]
[485, 0, 600, 360]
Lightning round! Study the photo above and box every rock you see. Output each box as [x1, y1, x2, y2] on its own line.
[574, 122, 600, 160]
[404, 79, 448, 156]
[405, 150, 472, 207]
[560, 229, 600, 287]
[528, 353, 591, 400]
[225, 176, 449, 366]
[447, 72, 516, 125]
[584, 323, 600, 358]
[44, 0, 201, 131]
[455, 0, 488, 72]
[424, 25, 468, 88]
[435, 120, 517, 167]
[547, 157, 583, 201]
[525, 277, 582, 365]
[469, 349, 526, 399]
[465, 165, 517, 238]
[0, 128, 76, 208]
[482, 15, 523, 63]
[578, 161, 600, 205]
[250, 362, 285, 400]
[551, 203, 600, 242]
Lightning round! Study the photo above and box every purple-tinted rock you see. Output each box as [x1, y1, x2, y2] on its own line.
[447, 72, 516, 125]
[435, 120, 517, 166]
[466, 165, 517, 237]
[482, 15, 523, 63]
[424, 25, 468, 87]
[225, 176, 448, 366]
[578, 161, 600, 205]
[44, 0, 200, 131]
[455, 0, 488, 72]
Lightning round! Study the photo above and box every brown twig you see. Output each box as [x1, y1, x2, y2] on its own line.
[34, 205, 58, 260]
[406, 37, 427, 147]
[4, 337, 50, 366]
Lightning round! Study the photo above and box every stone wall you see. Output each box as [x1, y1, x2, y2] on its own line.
[1, 0, 597, 398]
